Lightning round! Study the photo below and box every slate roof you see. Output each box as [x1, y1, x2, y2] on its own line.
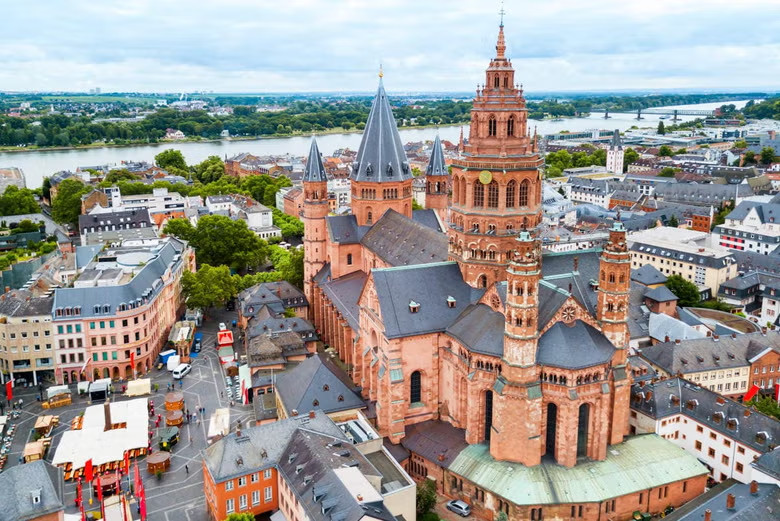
[630, 242, 735, 269]
[371, 262, 483, 339]
[304, 137, 328, 183]
[632, 264, 668, 286]
[610, 128, 623, 150]
[426, 134, 448, 176]
[725, 200, 780, 223]
[654, 183, 753, 205]
[318, 267, 367, 332]
[644, 285, 678, 303]
[276, 353, 364, 416]
[360, 210, 447, 267]
[536, 282, 571, 330]
[631, 377, 780, 454]
[327, 215, 367, 244]
[0, 291, 53, 317]
[536, 320, 616, 370]
[638, 330, 780, 374]
[247, 317, 316, 341]
[733, 250, 780, 274]
[52, 239, 185, 319]
[648, 313, 706, 343]
[239, 281, 307, 319]
[401, 420, 468, 468]
[445, 304, 505, 357]
[0, 460, 64, 521]
[666, 480, 779, 521]
[351, 79, 412, 183]
[539, 249, 602, 319]
[203, 411, 345, 483]
[78, 208, 152, 234]
[278, 429, 395, 521]
[411, 209, 443, 233]
[752, 449, 780, 481]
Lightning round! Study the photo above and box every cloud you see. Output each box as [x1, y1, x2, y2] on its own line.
[0, 0, 779, 92]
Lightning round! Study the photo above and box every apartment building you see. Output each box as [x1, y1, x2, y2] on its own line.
[638, 330, 780, 399]
[51, 238, 195, 384]
[0, 291, 55, 386]
[202, 411, 415, 521]
[714, 200, 780, 255]
[630, 377, 780, 484]
[628, 228, 737, 295]
[718, 270, 780, 327]
[205, 195, 282, 239]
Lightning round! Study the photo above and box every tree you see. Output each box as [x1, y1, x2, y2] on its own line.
[496, 512, 508, 521]
[155, 149, 187, 171]
[412, 200, 423, 210]
[658, 167, 678, 178]
[104, 169, 140, 183]
[162, 218, 196, 242]
[748, 395, 780, 421]
[623, 147, 639, 169]
[416, 478, 437, 515]
[759, 147, 777, 165]
[181, 264, 237, 310]
[270, 245, 304, 289]
[665, 275, 700, 307]
[667, 215, 679, 227]
[0, 186, 40, 216]
[41, 177, 52, 202]
[223, 514, 255, 521]
[734, 140, 748, 149]
[171, 215, 268, 270]
[657, 121, 666, 135]
[743, 150, 756, 164]
[193, 156, 225, 184]
[51, 178, 89, 225]
[658, 145, 673, 157]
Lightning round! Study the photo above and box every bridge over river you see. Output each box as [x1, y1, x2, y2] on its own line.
[589, 107, 715, 120]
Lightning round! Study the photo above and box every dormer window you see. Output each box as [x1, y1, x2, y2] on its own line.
[447, 296, 457, 308]
[409, 300, 420, 313]
[31, 489, 41, 505]
[727, 418, 738, 431]
[670, 395, 680, 406]
[386, 163, 393, 176]
[712, 411, 724, 424]
[365, 163, 373, 176]
[685, 399, 697, 410]
[322, 384, 329, 391]
[756, 431, 768, 445]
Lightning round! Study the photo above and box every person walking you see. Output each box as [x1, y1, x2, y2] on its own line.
[185, 464, 189, 474]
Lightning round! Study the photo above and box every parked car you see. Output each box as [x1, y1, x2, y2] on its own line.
[446, 500, 471, 517]
[172, 364, 192, 379]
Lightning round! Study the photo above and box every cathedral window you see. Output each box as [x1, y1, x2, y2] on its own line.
[503, 76, 509, 88]
[488, 181, 499, 208]
[519, 179, 529, 207]
[346, 254, 353, 266]
[366, 210, 373, 225]
[507, 115, 515, 137]
[609, 273, 615, 283]
[506, 180, 516, 207]
[488, 115, 497, 137]
[493, 76, 499, 88]
[477, 275, 487, 288]
[474, 183, 484, 207]
[410, 371, 422, 403]
[460, 179, 466, 205]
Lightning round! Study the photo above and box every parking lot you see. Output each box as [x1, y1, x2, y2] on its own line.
[1, 309, 249, 521]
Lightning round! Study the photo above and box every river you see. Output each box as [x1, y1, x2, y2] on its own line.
[0, 100, 752, 189]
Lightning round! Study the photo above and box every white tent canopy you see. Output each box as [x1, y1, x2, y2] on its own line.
[207, 408, 230, 440]
[52, 398, 148, 469]
[125, 379, 151, 397]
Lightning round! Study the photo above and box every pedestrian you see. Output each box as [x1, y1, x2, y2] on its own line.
[220, 391, 223, 398]
[189, 435, 193, 444]
[185, 464, 189, 474]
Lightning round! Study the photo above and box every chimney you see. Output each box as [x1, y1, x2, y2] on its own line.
[103, 400, 112, 431]
[568, 283, 572, 293]
[309, 410, 316, 419]
[713, 334, 720, 342]
[236, 421, 242, 437]
[726, 493, 736, 510]
[675, 339, 681, 345]
[357, 494, 363, 502]
[732, 333, 737, 339]
[704, 510, 712, 521]
[573, 256, 579, 272]
[750, 480, 759, 496]
[665, 335, 670, 343]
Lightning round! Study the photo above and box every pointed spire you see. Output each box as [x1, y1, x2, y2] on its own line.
[426, 134, 447, 177]
[351, 76, 412, 183]
[611, 128, 623, 150]
[303, 137, 327, 182]
[495, 23, 506, 59]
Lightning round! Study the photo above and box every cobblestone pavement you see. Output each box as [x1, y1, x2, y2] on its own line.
[2, 309, 245, 521]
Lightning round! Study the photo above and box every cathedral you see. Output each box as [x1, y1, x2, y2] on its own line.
[303, 21, 707, 521]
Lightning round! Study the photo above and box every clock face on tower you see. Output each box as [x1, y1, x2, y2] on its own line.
[478, 170, 493, 185]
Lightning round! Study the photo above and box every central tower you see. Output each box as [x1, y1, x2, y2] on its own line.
[448, 21, 543, 288]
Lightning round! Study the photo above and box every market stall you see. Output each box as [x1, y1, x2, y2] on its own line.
[164, 391, 184, 411]
[164, 410, 183, 426]
[146, 451, 170, 473]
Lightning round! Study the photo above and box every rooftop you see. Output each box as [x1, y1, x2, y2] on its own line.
[0, 460, 64, 521]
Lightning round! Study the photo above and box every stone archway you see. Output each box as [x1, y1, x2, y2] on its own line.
[63, 372, 69, 384]
[577, 403, 590, 459]
[545, 403, 558, 460]
[125, 365, 133, 379]
[112, 367, 120, 380]
[93, 369, 100, 381]
[483, 390, 493, 441]
[102, 368, 110, 379]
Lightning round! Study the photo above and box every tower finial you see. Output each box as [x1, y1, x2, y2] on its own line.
[495, 5, 506, 59]
[378, 63, 383, 78]
[499, 1, 505, 27]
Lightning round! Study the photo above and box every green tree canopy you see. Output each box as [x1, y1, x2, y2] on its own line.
[416, 478, 437, 515]
[658, 145, 673, 157]
[665, 274, 700, 307]
[51, 178, 89, 225]
[181, 264, 236, 310]
[667, 215, 679, 227]
[223, 514, 255, 521]
[759, 147, 777, 165]
[269, 245, 304, 289]
[0, 186, 40, 216]
[104, 169, 140, 183]
[657, 121, 666, 135]
[623, 147, 639, 169]
[155, 149, 187, 171]
[658, 167, 678, 178]
[193, 156, 225, 184]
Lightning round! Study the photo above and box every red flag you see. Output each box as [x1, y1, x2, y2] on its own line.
[97, 475, 104, 518]
[744, 384, 761, 402]
[84, 459, 93, 482]
[115, 469, 120, 496]
[139, 482, 147, 520]
[775, 383, 780, 403]
[5, 380, 12, 402]
[133, 462, 141, 494]
[124, 451, 130, 475]
[76, 479, 82, 506]
[130, 351, 135, 372]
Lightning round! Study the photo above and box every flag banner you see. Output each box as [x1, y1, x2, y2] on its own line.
[5, 380, 12, 402]
[744, 384, 760, 402]
[85, 459, 93, 482]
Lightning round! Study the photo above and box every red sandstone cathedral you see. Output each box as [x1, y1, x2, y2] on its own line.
[302, 21, 707, 521]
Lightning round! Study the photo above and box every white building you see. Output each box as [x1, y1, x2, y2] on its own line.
[205, 194, 281, 240]
[605, 129, 625, 174]
[121, 188, 191, 214]
[630, 377, 780, 485]
[328, 178, 351, 208]
[714, 200, 780, 255]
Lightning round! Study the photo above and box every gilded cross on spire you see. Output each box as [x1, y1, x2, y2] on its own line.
[378, 63, 384, 78]
[499, 1, 505, 27]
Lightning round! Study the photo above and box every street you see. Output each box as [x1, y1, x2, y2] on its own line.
[1, 308, 248, 521]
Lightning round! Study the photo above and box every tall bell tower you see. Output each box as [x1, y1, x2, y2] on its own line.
[448, 20, 544, 289]
[424, 134, 449, 217]
[302, 137, 329, 316]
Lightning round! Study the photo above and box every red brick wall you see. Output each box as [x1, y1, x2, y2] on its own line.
[749, 350, 780, 391]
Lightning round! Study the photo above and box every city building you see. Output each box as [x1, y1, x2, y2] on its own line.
[628, 227, 738, 295]
[0, 291, 54, 386]
[0, 167, 27, 192]
[718, 270, 780, 327]
[663, 480, 779, 521]
[78, 208, 152, 245]
[605, 129, 624, 174]
[51, 238, 195, 383]
[0, 460, 65, 521]
[630, 377, 780, 484]
[714, 200, 780, 255]
[302, 21, 708, 521]
[202, 411, 415, 521]
[205, 194, 281, 239]
[637, 330, 780, 399]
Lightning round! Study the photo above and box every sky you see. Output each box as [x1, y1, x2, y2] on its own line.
[2, 0, 780, 94]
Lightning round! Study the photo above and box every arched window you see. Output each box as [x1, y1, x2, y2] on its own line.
[493, 76, 499, 88]
[477, 275, 487, 288]
[460, 179, 466, 205]
[609, 273, 615, 283]
[487, 181, 499, 208]
[346, 253, 353, 266]
[503, 76, 509, 88]
[506, 180, 516, 208]
[507, 115, 515, 137]
[473, 183, 484, 207]
[366, 210, 373, 225]
[488, 115, 497, 137]
[410, 371, 422, 403]
[519, 179, 529, 206]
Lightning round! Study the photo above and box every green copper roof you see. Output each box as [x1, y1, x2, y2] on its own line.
[448, 434, 707, 505]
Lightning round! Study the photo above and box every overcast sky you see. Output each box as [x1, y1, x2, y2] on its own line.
[2, 0, 779, 94]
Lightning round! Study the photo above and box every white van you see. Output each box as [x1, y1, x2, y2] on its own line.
[172, 364, 192, 379]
